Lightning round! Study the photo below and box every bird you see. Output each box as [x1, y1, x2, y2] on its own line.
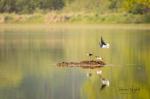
[100, 78, 110, 90]
[87, 53, 93, 60]
[95, 56, 103, 61]
[99, 36, 110, 48]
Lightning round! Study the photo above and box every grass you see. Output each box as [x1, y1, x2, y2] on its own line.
[0, 12, 150, 24]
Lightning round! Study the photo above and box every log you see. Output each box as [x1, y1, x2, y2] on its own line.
[57, 60, 106, 69]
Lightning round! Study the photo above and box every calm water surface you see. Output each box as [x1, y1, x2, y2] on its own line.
[0, 25, 150, 99]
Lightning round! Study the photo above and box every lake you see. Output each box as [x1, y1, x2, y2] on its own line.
[0, 24, 150, 99]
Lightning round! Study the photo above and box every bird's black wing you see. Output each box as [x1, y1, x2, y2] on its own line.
[101, 37, 106, 45]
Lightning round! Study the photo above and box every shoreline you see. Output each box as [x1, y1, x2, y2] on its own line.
[0, 12, 150, 25]
[0, 23, 150, 30]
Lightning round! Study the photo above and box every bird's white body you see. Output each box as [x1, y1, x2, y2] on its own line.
[96, 57, 103, 61]
[101, 43, 110, 48]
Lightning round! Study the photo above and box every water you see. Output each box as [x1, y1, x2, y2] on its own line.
[0, 25, 150, 99]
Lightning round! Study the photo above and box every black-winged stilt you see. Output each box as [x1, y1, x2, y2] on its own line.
[99, 36, 110, 48]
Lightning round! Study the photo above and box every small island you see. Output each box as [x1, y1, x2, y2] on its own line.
[57, 60, 106, 69]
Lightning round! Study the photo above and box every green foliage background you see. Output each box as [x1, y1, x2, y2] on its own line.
[0, 0, 150, 14]
[0, 0, 150, 23]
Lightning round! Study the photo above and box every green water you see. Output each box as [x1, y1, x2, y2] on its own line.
[0, 25, 150, 99]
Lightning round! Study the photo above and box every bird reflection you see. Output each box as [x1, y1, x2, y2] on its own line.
[86, 72, 92, 77]
[100, 78, 110, 90]
[96, 70, 102, 75]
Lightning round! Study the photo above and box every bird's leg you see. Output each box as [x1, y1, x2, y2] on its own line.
[90, 56, 91, 61]
[89, 56, 92, 76]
